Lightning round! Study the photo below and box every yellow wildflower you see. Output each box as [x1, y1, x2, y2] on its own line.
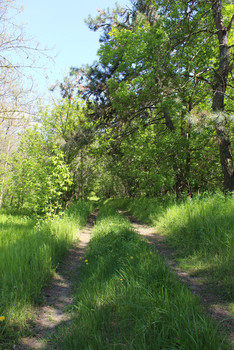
[120, 278, 123, 282]
[85, 259, 88, 262]
[0, 316, 5, 322]
[86, 262, 88, 265]
[130, 256, 134, 259]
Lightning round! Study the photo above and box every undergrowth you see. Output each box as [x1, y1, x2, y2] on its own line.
[62, 204, 231, 349]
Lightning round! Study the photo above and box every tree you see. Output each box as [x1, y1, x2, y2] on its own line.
[6, 127, 72, 215]
[0, 114, 27, 207]
[40, 89, 98, 201]
[75, 0, 234, 194]
[151, 0, 234, 193]
[211, 0, 234, 192]
[0, 0, 53, 207]
[0, 0, 51, 117]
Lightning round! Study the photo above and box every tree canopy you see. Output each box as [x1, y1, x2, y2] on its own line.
[1, 0, 233, 213]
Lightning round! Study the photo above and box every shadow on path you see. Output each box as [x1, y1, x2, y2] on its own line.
[16, 212, 97, 350]
[120, 210, 234, 345]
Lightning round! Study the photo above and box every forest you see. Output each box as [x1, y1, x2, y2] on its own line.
[0, 0, 233, 349]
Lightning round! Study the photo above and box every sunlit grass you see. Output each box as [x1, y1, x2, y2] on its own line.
[113, 193, 234, 301]
[0, 200, 92, 346]
[61, 204, 231, 349]
[155, 193, 234, 301]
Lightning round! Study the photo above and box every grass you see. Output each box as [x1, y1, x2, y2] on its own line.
[112, 193, 234, 301]
[107, 196, 175, 225]
[0, 200, 93, 348]
[60, 204, 231, 349]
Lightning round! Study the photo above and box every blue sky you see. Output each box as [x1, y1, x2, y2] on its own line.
[16, 0, 130, 100]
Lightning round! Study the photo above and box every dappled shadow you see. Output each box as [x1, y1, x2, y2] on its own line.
[5, 208, 232, 348]
[190, 263, 233, 302]
[0, 221, 35, 231]
[122, 211, 234, 343]
[5, 213, 97, 350]
[15, 317, 74, 350]
[46, 210, 231, 350]
[0, 227, 71, 307]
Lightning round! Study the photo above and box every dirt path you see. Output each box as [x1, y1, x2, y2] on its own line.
[15, 209, 233, 348]
[16, 213, 97, 350]
[121, 211, 234, 345]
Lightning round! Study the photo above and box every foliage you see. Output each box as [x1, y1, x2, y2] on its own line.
[39, 97, 99, 201]
[1, 0, 234, 211]
[90, 121, 223, 198]
[1, 1, 233, 348]
[4, 127, 72, 216]
[72, 0, 234, 194]
[39, 97, 87, 143]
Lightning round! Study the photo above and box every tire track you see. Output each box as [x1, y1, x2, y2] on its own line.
[16, 212, 97, 350]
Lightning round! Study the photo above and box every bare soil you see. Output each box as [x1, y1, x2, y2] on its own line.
[15, 210, 233, 348]
[16, 213, 97, 350]
[122, 212, 234, 345]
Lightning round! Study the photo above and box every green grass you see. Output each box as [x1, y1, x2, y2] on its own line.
[107, 196, 175, 225]
[61, 204, 231, 349]
[0, 200, 93, 347]
[112, 193, 234, 301]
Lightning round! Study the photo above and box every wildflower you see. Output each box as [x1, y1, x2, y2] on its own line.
[86, 263, 88, 265]
[120, 278, 123, 282]
[85, 259, 88, 262]
[130, 256, 134, 259]
[0, 316, 5, 322]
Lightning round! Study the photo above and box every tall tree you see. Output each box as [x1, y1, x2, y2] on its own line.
[77, 0, 234, 193]
[153, 0, 234, 192]
[211, 0, 234, 192]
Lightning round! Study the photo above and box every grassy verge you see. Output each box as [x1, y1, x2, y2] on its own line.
[61, 204, 231, 349]
[0, 201, 93, 347]
[111, 193, 234, 302]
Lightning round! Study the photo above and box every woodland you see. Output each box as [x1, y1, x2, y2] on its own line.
[0, 0, 234, 349]
[0, 0, 234, 212]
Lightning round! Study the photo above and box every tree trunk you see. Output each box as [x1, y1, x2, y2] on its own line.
[163, 108, 186, 199]
[0, 186, 3, 208]
[211, 0, 234, 193]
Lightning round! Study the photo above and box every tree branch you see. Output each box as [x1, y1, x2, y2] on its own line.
[227, 14, 234, 32]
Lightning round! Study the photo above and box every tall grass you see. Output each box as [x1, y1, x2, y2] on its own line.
[108, 195, 176, 224]
[113, 193, 234, 301]
[155, 193, 234, 300]
[62, 204, 231, 349]
[0, 201, 92, 343]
